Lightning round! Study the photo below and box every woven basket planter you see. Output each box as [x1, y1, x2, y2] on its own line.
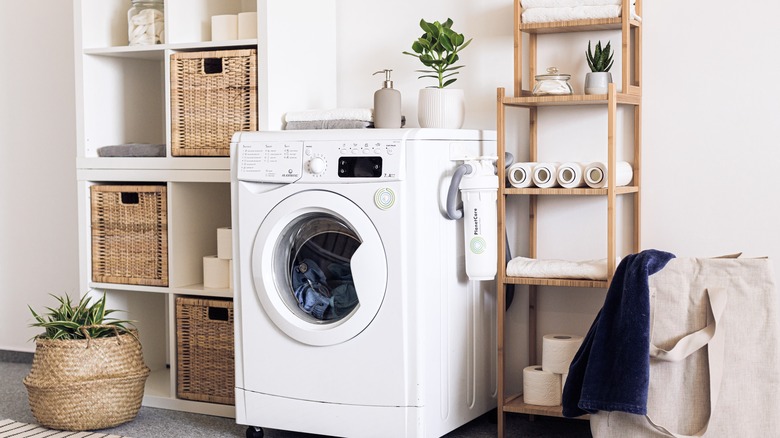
[23, 328, 150, 431]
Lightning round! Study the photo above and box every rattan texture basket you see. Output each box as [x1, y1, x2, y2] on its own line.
[176, 296, 235, 405]
[170, 49, 257, 157]
[90, 185, 168, 286]
[23, 328, 150, 431]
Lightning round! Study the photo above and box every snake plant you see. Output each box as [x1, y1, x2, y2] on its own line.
[29, 292, 135, 340]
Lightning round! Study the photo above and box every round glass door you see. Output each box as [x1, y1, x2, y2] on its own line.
[251, 190, 387, 346]
[282, 214, 361, 323]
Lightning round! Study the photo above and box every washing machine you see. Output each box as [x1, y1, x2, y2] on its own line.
[231, 129, 497, 437]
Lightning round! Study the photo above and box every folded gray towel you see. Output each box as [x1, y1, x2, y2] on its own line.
[284, 120, 373, 130]
[97, 143, 166, 157]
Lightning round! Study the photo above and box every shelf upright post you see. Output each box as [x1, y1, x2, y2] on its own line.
[607, 83, 618, 284]
[496, 87, 508, 438]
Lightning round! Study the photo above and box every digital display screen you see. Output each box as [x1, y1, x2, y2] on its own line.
[338, 157, 383, 178]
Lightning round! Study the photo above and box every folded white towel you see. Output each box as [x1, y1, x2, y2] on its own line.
[285, 108, 373, 123]
[522, 5, 640, 23]
[506, 256, 617, 280]
[521, 0, 625, 8]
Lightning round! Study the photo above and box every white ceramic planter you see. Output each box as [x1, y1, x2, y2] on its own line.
[417, 88, 465, 129]
[584, 72, 613, 95]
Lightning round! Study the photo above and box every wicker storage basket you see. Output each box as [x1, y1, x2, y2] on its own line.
[176, 296, 235, 405]
[90, 184, 168, 286]
[170, 49, 257, 157]
[23, 328, 150, 431]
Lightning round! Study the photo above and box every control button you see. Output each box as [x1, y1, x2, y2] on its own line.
[340, 148, 348, 154]
[374, 188, 396, 210]
[309, 157, 327, 175]
[305, 149, 312, 156]
[351, 148, 359, 154]
[362, 148, 370, 154]
[386, 147, 395, 155]
[374, 148, 382, 154]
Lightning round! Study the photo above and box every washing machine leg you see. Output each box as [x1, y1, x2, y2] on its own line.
[246, 426, 264, 438]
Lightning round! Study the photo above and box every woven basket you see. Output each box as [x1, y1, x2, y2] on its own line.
[90, 184, 168, 286]
[176, 297, 235, 405]
[170, 49, 257, 157]
[23, 327, 151, 431]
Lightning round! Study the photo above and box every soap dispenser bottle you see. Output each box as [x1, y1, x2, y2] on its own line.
[372, 69, 402, 129]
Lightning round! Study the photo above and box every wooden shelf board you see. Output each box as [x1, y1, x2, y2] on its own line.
[504, 276, 608, 288]
[519, 17, 641, 34]
[502, 93, 640, 107]
[503, 186, 638, 196]
[504, 394, 589, 420]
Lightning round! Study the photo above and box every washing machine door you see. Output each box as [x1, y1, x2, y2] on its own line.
[251, 190, 387, 346]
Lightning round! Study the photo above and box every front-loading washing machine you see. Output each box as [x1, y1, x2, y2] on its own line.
[231, 129, 497, 437]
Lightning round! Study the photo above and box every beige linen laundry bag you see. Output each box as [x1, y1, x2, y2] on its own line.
[591, 256, 780, 437]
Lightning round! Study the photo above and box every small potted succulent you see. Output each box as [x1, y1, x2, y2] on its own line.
[584, 40, 614, 95]
[403, 18, 472, 128]
[24, 292, 150, 431]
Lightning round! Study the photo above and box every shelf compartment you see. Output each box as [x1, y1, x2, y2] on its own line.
[504, 276, 608, 288]
[503, 186, 639, 196]
[502, 93, 640, 107]
[504, 394, 589, 419]
[519, 17, 641, 34]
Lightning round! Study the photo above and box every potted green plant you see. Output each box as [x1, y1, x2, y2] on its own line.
[584, 40, 614, 95]
[23, 292, 150, 431]
[403, 18, 472, 128]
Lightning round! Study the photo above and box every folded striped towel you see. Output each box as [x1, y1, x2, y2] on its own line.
[521, 4, 640, 23]
[284, 108, 373, 123]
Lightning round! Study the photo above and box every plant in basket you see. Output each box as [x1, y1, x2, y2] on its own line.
[23, 292, 150, 431]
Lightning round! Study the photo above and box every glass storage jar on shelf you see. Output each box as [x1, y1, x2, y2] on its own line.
[128, 0, 164, 46]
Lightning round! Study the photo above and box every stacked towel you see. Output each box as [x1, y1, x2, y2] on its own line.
[284, 108, 374, 130]
[520, 0, 640, 24]
[506, 256, 618, 281]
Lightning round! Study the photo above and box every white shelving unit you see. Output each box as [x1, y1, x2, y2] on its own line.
[73, 0, 336, 416]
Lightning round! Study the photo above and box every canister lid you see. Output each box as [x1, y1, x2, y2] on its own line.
[535, 67, 571, 81]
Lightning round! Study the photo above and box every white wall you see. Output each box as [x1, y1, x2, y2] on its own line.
[2, 1, 779, 377]
[0, 1, 79, 351]
[335, 0, 780, 393]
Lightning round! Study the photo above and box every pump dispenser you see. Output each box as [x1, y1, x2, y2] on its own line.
[372, 69, 402, 129]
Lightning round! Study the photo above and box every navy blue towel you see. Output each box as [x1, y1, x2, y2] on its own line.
[562, 249, 675, 418]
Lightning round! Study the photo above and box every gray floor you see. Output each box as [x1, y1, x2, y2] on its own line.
[1, 353, 591, 437]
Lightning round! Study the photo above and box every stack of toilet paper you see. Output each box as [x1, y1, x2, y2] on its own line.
[203, 227, 233, 289]
[211, 12, 258, 41]
[506, 161, 633, 189]
[523, 334, 583, 406]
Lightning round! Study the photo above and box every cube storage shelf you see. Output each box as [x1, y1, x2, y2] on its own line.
[75, 0, 336, 416]
[496, 1, 643, 436]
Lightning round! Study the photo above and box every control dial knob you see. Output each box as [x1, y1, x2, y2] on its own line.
[309, 156, 327, 175]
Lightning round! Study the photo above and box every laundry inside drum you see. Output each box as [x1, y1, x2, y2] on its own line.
[287, 214, 362, 323]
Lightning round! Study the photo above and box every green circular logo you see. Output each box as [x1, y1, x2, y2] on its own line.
[470, 236, 487, 254]
[374, 188, 395, 210]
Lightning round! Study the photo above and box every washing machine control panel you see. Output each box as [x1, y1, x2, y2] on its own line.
[237, 139, 403, 183]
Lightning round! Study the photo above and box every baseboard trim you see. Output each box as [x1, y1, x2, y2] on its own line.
[0, 350, 33, 364]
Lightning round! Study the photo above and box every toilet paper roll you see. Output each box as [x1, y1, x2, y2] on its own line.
[523, 365, 562, 406]
[238, 12, 258, 39]
[556, 162, 586, 188]
[532, 162, 561, 188]
[542, 334, 584, 374]
[217, 227, 232, 260]
[211, 14, 238, 41]
[584, 161, 633, 188]
[203, 255, 230, 288]
[562, 372, 569, 396]
[507, 162, 535, 188]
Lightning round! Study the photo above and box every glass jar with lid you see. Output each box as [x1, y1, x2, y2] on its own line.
[128, 0, 164, 46]
[532, 67, 573, 96]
